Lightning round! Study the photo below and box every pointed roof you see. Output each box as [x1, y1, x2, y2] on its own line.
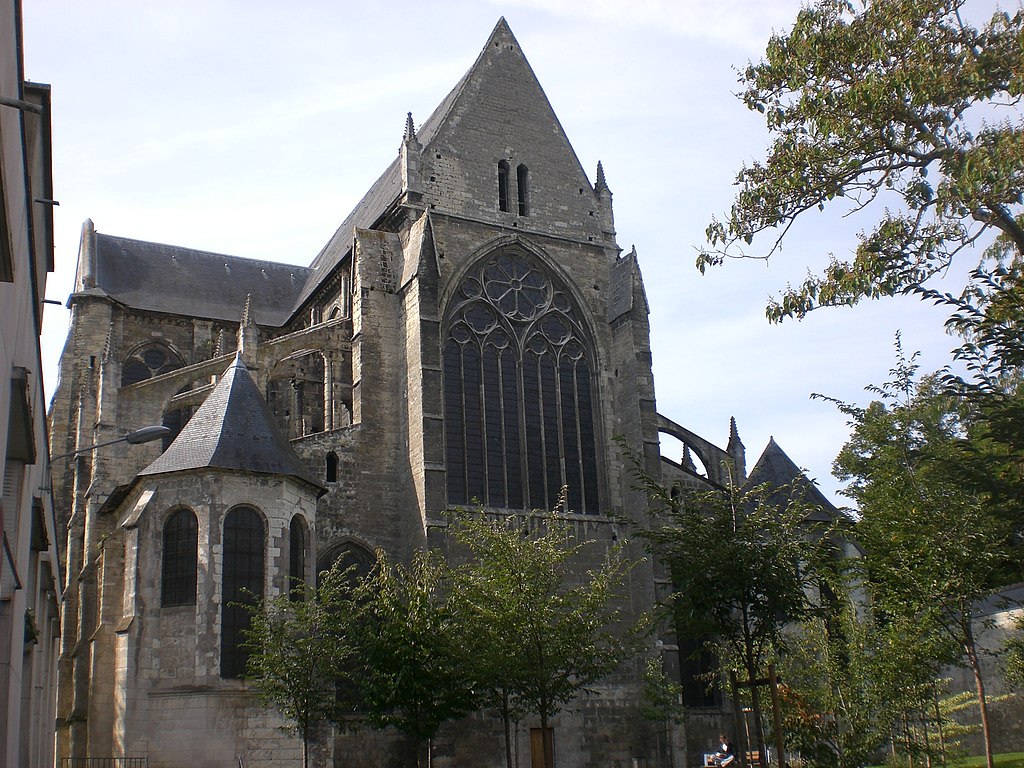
[294, 17, 606, 310]
[745, 437, 839, 522]
[139, 355, 325, 493]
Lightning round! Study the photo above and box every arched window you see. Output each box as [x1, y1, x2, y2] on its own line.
[443, 249, 600, 514]
[317, 541, 376, 588]
[516, 164, 530, 216]
[498, 160, 511, 213]
[221, 507, 264, 679]
[161, 508, 197, 607]
[326, 451, 339, 483]
[266, 353, 326, 439]
[289, 515, 307, 600]
[121, 342, 183, 387]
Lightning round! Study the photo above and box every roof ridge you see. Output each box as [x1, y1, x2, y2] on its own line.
[96, 231, 311, 271]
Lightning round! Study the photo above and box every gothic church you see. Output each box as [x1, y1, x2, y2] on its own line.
[48, 18, 833, 768]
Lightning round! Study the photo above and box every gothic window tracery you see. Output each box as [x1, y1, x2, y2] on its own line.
[221, 506, 264, 679]
[443, 250, 600, 514]
[121, 342, 184, 387]
[161, 508, 197, 607]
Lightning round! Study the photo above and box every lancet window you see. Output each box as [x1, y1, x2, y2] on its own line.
[289, 515, 307, 599]
[443, 249, 600, 514]
[221, 506, 264, 679]
[161, 508, 197, 607]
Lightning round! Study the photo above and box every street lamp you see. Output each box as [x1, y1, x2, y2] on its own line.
[52, 425, 171, 461]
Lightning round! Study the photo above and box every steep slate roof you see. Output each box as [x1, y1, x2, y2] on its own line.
[94, 233, 309, 326]
[86, 18, 599, 327]
[139, 355, 324, 493]
[292, 27, 478, 310]
[745, 437, 840, 522]
[294, 17, 585, 310]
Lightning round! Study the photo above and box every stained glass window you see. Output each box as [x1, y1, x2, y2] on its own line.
[443, 250, 600, 514]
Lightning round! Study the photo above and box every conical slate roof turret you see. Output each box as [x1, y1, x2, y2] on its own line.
[139, 355, 324, 493]
[745, 437, 837, 522]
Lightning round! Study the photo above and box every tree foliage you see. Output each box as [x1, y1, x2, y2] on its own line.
[244, 569, 358, 768]
[350, 548, 478, 761]
[448, 511, 642, 768]
[821, 340, 1012, 768]
[630, 450, 834, 761]
[700, 0, 1024, 321]
[778, 575, 957, 768]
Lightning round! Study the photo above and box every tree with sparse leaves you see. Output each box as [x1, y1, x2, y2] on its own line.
[821, 341, 1011, 768]
[243, 568, 358, 768]
[448, 510, 642, 768]
[778, 570, 956, 768]
[700, 0, 1024, 322]
[630, 450, 832, 764]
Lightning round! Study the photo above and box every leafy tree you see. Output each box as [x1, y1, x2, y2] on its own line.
[448, 511, 642, 768]
[699, 0, 1024, 321]
[926, 249, 1024, 572]
[631, 452, 833, 763]
[639, 656, 686, 768]
[779, 574, 955, 768]
[822, 342, 1012, 768]
[1004, 616, 1024, 689]
[243, 569, 358, 768]
[350, 549, 477, 768]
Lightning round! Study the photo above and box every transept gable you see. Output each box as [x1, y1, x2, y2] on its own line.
[416, 19, 608, 242]
[296, 18, 613, 316]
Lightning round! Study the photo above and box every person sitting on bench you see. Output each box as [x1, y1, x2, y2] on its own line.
[711, 735, 735, 767]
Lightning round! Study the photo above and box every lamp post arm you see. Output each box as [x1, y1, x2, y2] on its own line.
[51, 426, 171, 461]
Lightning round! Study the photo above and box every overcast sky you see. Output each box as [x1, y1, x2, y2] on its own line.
[25, 0, 977, 505]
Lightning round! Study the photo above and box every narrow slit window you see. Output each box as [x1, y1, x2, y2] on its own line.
[516, 164, 530, 216]
[498, 160, 511, 213]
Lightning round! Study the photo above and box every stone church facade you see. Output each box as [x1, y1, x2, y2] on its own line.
[48, 18, 825, 768]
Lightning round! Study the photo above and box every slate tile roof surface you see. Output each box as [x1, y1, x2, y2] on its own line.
[291, 21, 495, 310]
[139, 355, 324, 493]
[745, 437, 841, 522]
[89, 20, 531, 326]
[95, 234, 310, 326]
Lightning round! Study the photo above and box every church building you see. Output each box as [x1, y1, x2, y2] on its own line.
[47, 18, 834, 768]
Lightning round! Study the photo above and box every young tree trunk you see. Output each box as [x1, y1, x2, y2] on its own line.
[748, 678, 768, 767]
[964, 629, 995, 768]
[502, 690, 514, 768]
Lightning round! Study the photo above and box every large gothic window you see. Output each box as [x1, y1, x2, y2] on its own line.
[161, 508, 198, 607]
[443, 250, 600, 514]
[221, 507, 264, 679]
